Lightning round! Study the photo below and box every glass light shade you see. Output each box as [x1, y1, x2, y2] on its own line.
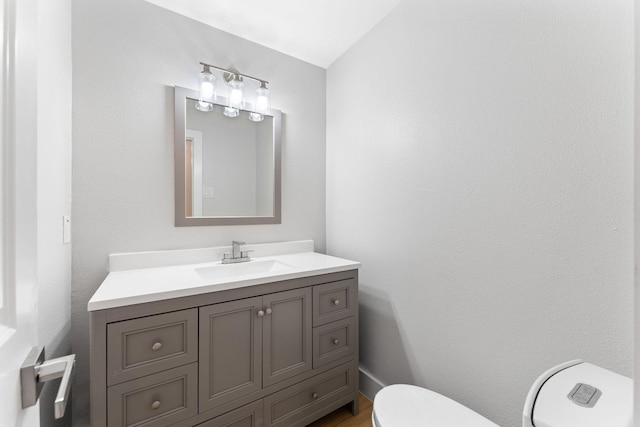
[228, 75, 244, 110]
[248, 112, 264, 122]
[198, 66, 216, 105]
[223, 107, 239, 118]
[195, 100, 214, 112]
[255, 84, 270, 115]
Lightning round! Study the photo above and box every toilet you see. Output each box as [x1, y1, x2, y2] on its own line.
[372, 360, 632, 426]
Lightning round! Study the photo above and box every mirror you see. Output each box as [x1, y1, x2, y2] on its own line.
[174, 86, 281, 226]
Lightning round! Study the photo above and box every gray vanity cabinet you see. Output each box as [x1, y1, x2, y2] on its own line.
[90, 270, 358, 427]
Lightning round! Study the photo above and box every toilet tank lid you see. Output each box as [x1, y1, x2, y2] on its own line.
[532, 362, 632, 427]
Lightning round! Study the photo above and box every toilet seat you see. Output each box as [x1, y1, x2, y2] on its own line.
[373, 384, 498, 426]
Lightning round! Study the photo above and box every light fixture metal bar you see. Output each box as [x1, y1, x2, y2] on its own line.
[199, 62, 268, 85]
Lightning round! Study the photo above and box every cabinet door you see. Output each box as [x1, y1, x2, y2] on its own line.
[262, 287, 312, 387]
[200, 297, 263, 412]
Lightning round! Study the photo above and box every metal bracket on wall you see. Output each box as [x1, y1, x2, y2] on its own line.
[20, 347, 76, 419]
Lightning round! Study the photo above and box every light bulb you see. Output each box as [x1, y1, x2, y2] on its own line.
[201, 82, 214, 100]
[228, 75, 244, 110]
[255, 82, 270, 115]
[198, 65, 216, 107]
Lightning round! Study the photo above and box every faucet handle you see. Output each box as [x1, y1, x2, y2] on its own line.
[240, 250, 254, 259]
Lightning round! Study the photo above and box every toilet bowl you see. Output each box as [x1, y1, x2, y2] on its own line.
[372, 360, 632, 427]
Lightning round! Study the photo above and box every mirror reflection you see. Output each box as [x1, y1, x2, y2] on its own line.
[174, 86, 281, 226]
[185, 100, 275, 217]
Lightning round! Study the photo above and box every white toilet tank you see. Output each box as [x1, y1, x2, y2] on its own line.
[523, 360, 632, 427]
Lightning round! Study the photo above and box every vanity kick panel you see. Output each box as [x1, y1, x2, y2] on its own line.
[91, 270, 358, 427]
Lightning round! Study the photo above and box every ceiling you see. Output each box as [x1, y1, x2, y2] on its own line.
[145, 0, 402, 68]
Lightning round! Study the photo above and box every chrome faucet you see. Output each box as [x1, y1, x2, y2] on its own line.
[222, 240, 252, 264]
[232, 240, 243, 259]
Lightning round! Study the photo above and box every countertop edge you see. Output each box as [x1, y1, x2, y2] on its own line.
[88, 261, 360, 312]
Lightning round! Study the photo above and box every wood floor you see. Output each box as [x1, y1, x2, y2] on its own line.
[308, 393, 373, 427]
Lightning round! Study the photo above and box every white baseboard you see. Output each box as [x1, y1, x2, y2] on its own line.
[359, 366, 386, 401]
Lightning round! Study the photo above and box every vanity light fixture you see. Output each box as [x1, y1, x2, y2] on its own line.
[196, 62, 271, 121]
[227, 74, 244, 109]
[223, 74, 243, 118]
[196, 64, 215, 112]
[248, 81, 271, 122]
[255, 81, 270, 115]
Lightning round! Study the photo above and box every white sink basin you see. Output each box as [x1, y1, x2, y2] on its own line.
[195, 259, 293, 281]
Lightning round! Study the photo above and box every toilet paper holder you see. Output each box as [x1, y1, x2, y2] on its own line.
[20, 346, 76, 419]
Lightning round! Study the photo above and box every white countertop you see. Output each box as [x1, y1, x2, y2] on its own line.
[88, 241, 359, 311]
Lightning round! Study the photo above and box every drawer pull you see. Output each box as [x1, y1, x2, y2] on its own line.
[151, 342, 162, 351]
[257, 310, 265, 317]
[311, 392, 318, 400]
[266, 308, 272, 315]
[151, 400, 161, 410]
[333, 299, 340, 306]
[333, 339, 340, 345]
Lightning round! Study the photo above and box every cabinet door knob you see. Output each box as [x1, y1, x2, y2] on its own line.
[257, 310, 265, 317]
[266, 308, 272, 315]
[333, 339, 340, 345]
[151, 400, 161, 410]
[333, 299, 340, 306]
[151, 342, 162, 351]
[311, 392, 318, 400]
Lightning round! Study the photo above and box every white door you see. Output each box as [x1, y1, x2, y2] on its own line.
[0, 0, 41, 424]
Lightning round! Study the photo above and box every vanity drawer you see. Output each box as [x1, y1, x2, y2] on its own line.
[107, 363, 197, 427]
[195, 400, 263, 427]
[263, 361, 355, 427]
[312, 279, 356, 326]
[313, 317, 356, 368]
[107, 308, 197, 385]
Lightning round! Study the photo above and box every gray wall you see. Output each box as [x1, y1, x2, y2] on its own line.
[71, 1, 326, 424]
[326, 1, 633, 426]
[37, 0, 72, 425]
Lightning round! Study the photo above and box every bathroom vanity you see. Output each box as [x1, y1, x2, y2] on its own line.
[88, 241, 359, 427]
